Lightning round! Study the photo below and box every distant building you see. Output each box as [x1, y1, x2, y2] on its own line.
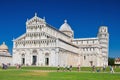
[115, 58, 120, 64]
[0, 42, 12, 66]
[12, 13, 109, 67]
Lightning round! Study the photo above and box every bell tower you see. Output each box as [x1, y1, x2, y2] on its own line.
[98, 26, 109, 66]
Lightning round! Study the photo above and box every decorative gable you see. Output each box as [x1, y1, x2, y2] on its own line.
[26, 13, 45, 25]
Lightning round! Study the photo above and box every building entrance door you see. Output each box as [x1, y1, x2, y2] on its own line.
[32, 56, 37, 65]
[22, 58, 25, 65]
[45, 58, 49, 65]
[21, 54, 25, 65]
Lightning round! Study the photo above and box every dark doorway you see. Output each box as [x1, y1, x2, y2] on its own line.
[45, 58, 49, 65]
[32, 56, 37, 65]
[90, 61, 93, 66]
[22, 58, 25, 65]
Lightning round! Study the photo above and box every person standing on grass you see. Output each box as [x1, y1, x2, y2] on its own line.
[57, 65, 60, 72]
[69, 65, 72, 71]
[110, 66, 114, 73]
[67, 65, 70, 71]
[77, 65, 80, 72]
[92, 65, 95, 72]
[63, 64, 66, 71]
[103, 65, 106, 72]
[65, 65, 68, 71]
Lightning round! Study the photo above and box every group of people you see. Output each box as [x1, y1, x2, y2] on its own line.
[92, 65, 115, 73]
[1, 63, 115, 73]
[16, 64, 21, 69]
[1, 63, 21, 70]
[57, 64, 115, 73]
[57, 64, 81, 72]
[2, 63, 8, 69]
[57, 65, 73, 72]
[1, 63, 11, 70]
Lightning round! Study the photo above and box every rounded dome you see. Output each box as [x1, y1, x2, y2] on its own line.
[0, 42, 8, 50]
[59, 20, 73, 32]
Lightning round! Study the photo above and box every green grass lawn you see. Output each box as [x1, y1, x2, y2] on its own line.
[0, 67, 120, 80]
[4, 66, 120, 72]
[0, 66, 120, 80]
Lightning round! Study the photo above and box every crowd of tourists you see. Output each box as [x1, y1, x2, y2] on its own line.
[91, 65, 115, 73]
[0, 63, 116, 73]
[57, 64, 115, 73]
[57, 65, 73, 72]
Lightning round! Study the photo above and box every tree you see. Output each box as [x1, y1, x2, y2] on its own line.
[108, 57, 115, 66]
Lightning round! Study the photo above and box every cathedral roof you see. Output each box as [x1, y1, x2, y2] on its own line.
[0, 42, 8, 50]
[59, 20, 73, 32]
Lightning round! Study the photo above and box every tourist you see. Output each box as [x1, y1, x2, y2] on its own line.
[77, 65, 80, 72]
[2, 63, 7, 70]
[96, 68, 100, 72]
[67, 65, 70, 71]
[110, 66, 114, 73]
[63, 64, 66, 71]
[65, 65, 68, 71]
[2, 63, 5, 69]
[92, 65, 95, 72]
[57, 65, 60, 72]
[103, 65, 106, 72]
[69, 65, 72, 71]
[16, 64, 21, 69]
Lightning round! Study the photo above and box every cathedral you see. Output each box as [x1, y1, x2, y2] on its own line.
[12, 13, 109, 67]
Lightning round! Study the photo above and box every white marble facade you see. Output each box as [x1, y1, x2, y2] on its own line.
[13, 13, 109, 67]
[0, 42, 12, 66]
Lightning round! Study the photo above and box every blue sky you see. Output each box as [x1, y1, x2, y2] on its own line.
[0, 0, 120, 57]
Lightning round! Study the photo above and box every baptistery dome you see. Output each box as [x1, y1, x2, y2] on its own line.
[0, 42, 8, 53]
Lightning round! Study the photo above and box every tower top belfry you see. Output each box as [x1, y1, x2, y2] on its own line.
[99, 26, 108, 33]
